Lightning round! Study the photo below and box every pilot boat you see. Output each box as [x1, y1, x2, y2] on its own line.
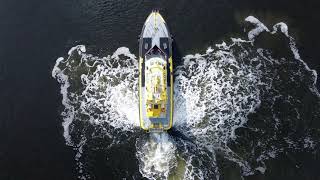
[138, 11, 173, 132]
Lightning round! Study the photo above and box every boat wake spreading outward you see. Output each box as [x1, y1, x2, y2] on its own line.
[52, 15, 320, 179]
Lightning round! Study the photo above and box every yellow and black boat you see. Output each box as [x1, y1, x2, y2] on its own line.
[138, 11, 173, 132]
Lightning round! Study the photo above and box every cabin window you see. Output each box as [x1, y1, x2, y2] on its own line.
[163, 43, 167, 49]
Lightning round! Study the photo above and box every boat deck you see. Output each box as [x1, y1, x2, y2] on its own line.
[140, 87, 172, 130]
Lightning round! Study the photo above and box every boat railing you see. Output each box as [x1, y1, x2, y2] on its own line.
[148, 128, 164, 133]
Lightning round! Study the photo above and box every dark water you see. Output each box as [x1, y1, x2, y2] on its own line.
[1, 0, 320, 179]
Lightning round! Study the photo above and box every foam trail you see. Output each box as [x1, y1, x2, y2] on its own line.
[245, 16, 270, 40]
[52, 46, 141, 177]
[136, 133, 177, 179]
[174, 38, 262, 175]
[52, 57, 75, 145]
[272, 23, 319, 96]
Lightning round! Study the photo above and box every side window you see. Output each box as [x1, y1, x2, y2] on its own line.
[163, 43, 167, 49]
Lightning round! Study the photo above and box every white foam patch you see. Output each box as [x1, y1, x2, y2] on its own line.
[174, 39, 262, 174]
[80, 60, 140, 129]
[271, 21, 319, 96]
[304, 136, 316, 149]
[52, 57, 75, 145]
[68, 45, 86, 55]
[245, 16, 270, 40]
[174, 48, 258, 141]
[255, 166, 266, 174]
[53, 46, 140, 146]
[111, 47, 136, 60]
[136, 133, 177, 180]
[272, 22, 289, 36]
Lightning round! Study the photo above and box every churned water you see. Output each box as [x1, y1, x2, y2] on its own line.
[52, 16, 320, 179]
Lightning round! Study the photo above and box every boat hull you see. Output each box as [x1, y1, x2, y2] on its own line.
[138, 11, 173, 132]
